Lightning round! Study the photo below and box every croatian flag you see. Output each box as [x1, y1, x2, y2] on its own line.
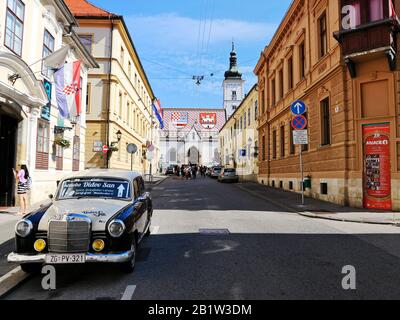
[152, 99, 164, 129]
[54, 61, 81, 119]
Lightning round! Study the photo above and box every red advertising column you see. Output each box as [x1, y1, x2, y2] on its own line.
[363, 123, 392, 210]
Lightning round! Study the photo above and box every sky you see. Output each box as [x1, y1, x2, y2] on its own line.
[90, 0, 292, 109]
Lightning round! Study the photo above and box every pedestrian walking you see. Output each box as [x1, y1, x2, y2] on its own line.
[13, 162, 30, 215]
[192, 165, 197, 180]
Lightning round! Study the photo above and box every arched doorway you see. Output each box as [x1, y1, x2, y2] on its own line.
[188, 146, 200, 165]
[168, 148, 177, 163]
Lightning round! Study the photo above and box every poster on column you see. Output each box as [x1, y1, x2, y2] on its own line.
[363, 123, 392, 210]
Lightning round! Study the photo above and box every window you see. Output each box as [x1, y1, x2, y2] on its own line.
[279, 68, 284, 99]
[255, 100, 259, 120]
[319, 13, 328, 58]
[321, 98, 331, 146]
[232, 91, 237, 101]
[126, 101, 130, 125]
[244, 113, 247, 129]
[299, 41, 306, 80]
[5, 0, 25, 56]
[272, 130, 277, 159]
[42, 30, 55, 77]
[248, 109, 251, 126]
[280, 125, 285, 158]
[36, 121, 49, 170]
[118, 92, 123, 118]
[262, 135, 266, 161]
[271, 79, 276, 106]
[120, 46, 125, 65]
[289, 123, 295, 155]
[55, 133, 64, 171]
[86, 83, 91, 113]
[128, 61, 132, 79]
[261, 91, 265, 114]
[73, 136, 80, 171]
[79, 35, 93, 53]
[288, 56, 293, 91]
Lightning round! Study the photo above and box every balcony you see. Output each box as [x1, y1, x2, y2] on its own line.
[334, 0, 400, 77]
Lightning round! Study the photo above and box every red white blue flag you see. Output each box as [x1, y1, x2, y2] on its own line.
[152, 99, 164, 129]
[54, 61, 81, 119]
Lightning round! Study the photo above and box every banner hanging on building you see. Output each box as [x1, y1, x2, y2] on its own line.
[54, 61, 82, 119]
[363, 123, 392, 210]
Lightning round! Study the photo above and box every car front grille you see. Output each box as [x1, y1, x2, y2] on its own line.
[48, 220, 90, 253]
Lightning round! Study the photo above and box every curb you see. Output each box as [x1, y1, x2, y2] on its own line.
[0, 266, 31, 299]
[237, 184, 399, 227]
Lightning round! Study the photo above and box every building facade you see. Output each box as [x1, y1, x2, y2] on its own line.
[223, 43, 245, 119]
[65, 0, 160, 176]
[159, 108, 226, 170]
[219, 85, 259, 181]
[0, 0, 96, 207]
[255, 0, 400, 210]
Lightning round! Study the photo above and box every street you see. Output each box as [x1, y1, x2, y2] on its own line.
[3, 177, 400, 300]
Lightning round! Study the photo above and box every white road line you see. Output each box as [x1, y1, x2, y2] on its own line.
[121, 285, 137, 300]
[152, 226, 160, 234]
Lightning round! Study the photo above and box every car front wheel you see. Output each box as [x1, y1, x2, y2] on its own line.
[121, 236, 137, 274]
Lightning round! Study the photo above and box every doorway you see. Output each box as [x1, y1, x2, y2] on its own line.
[0, 113, 18, 207]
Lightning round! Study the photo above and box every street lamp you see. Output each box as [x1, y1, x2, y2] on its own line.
[116, 130, 122, 142]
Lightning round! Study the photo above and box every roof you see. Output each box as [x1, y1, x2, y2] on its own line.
[162, 108, 226, 133]
[61, 169, 142, 181]
[63, 0, 119, 18]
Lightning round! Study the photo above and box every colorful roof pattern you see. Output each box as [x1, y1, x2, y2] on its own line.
[162, 109, 226, 133]
[64, 0, 118, 18]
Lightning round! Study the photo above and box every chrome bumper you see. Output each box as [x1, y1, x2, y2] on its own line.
[8, 250, 133, 264]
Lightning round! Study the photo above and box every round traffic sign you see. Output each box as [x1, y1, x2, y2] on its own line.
[291, 100, 307, 116]
[292, 115, 308, 130]
[127, 143, 138, 154]
[102, 145, 109, 154]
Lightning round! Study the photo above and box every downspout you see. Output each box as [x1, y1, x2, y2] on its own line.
[106, 18, 114, 169]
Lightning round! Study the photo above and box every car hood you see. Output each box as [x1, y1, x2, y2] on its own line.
[38, 199, 131, 232]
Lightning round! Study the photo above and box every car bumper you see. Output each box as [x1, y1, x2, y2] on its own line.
[8, 250, 134, 264]
[218, 176, 239, 181]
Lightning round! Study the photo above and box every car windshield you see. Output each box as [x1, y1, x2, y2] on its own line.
[57, 178, 132, 200]
[225, 169, 236, 173]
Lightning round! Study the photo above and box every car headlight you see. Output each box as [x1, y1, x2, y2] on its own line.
[108, 219, 125, 238]
[15, 219, 33, 238]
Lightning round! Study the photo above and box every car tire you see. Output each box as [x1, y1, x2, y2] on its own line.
[20, 263, 42, 273]
[121, 236, 137, 274]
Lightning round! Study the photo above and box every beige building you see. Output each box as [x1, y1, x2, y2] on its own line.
[65, 0, 159, 176]
[219, 85, 259, 181]
[0, 0, 97, 206]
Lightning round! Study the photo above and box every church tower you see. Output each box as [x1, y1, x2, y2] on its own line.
[223, 42, 245, 119]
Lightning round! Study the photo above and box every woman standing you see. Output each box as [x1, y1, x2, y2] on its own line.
[13, 163, 30, 215]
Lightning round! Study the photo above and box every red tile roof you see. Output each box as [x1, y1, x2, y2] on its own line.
[63, 0, 118, 18]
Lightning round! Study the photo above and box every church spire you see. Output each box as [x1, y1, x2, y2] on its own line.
[225, 42, 242, 80]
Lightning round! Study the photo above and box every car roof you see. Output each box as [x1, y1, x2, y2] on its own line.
[60, 169, 142, 181]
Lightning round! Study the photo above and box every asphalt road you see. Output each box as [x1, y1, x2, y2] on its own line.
[4, 177, 400, 300]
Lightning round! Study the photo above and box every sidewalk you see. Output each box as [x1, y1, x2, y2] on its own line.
[238, 182, 400, 226]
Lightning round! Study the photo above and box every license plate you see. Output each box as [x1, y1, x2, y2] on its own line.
[45, 253, 86, 264]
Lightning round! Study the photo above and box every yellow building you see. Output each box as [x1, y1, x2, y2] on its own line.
[65, 0, 159, 175]
[219, 85, 259, 181]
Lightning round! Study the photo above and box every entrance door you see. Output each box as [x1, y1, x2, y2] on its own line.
[0, 113, 18, 207]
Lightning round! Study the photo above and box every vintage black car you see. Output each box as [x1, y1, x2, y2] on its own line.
[8, 170, 153, 273]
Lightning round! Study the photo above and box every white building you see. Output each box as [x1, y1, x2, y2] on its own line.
[223, 43, 245, 119]
[0, 0, 97, 207]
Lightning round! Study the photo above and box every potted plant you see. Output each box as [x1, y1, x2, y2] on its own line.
[54, 136, 71, 148]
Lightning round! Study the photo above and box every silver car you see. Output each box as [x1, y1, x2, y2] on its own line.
[218, 168, 239, 183]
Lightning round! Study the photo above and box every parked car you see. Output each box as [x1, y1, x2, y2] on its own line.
[8, 170, 153, 274]
[211, 167, 223, 179]
[165, 165, 175, 175]
[218, 168, 239, 183]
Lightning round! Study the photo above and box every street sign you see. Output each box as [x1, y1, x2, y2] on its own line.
[293, 130, 309, 145]
[102, 145, 109, 154]
[292, 115, 308, 130]
[146, 150, 154, 161]
[127, 143, 138, 154]
[93, 141, 103, 152]
[291, 100, 307, 116]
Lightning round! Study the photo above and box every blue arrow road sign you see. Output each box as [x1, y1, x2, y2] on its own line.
[291, 100, 307, 116]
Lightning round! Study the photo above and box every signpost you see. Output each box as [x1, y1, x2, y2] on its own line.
[291, 100, 308, 206]
[127, 143, 138, 171]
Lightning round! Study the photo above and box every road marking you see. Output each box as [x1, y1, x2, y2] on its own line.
[151, 226, 160, 234]
[0, 266, 30, 298]
[121, 285, 136, 300]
